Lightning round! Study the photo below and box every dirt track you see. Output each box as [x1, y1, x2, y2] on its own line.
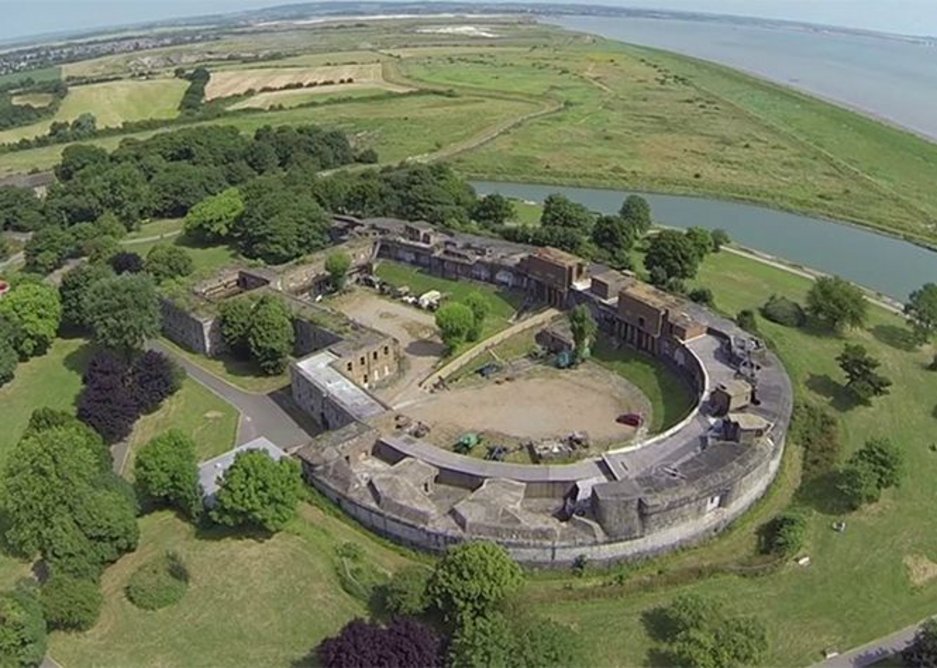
[405, 363, 652, 444]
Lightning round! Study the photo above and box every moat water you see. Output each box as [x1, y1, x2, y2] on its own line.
[471, 180, 937, 301]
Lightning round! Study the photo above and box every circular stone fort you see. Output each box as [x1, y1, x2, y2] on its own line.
[163, 216, 793, 566]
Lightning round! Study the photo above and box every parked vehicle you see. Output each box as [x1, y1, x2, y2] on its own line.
[616, 413, 644, 427]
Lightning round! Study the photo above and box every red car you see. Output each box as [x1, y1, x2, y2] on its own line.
[617, 413, 644, 427]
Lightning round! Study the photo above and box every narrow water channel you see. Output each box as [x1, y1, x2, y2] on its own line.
[471, 180, 937, 301]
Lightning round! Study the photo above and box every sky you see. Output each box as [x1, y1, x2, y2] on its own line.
[1, 0, 936, 41]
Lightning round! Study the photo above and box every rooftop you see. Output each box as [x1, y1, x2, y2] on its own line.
[619, 281, 680, 311]
[293, 351, 387, 422]
[532, 246, 583, 267]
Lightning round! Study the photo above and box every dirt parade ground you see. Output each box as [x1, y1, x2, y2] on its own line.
[404, 363, 653, 446]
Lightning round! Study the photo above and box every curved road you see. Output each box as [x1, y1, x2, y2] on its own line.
[148, 341, 318, 451]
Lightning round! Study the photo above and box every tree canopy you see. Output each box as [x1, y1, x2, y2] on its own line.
[541, 194, 593, 231]
[318, 617, 443, 668]
[905, 282, 937, 344]
[644, 230, 700, 284]
[0, 586, 47, 668]
[806, 276, 867, 332]
[435, 302, 476, 352]
[246, 295, 295, 375]
[183, 187, 245, 242]
[569, 305, 597, 361]
[134, 430, 201, 518]
[84, 273, 160, 355]
[59, 261, 115, 329]
[836, 344, 892, 404]
[0, 281, 62, 359]
[472, 193, 515, 227]
[619, 195, 652, 235]
[210, 450, 302, 532]
[427, 541, 523, 622]
[325, 251, 352, 291]
[145, 244, 194, 284]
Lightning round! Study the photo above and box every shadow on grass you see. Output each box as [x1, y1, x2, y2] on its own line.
[641, 606, 677, 643]
[62, 340, 95, 377]
[871, 324, 918, 352]
[805, 373, 860, 412]
[405, 339, 446, 358]
[793, 470, 852, 516]
[193, 518, 275, 544]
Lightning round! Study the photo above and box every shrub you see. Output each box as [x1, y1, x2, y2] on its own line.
[40, 575, 102, 631]
[736, 309, 758, 334]
[125, 552, 189, 610]
[108, 251, 145, 275]
[790, 402, 841, 479]
[382, 566, 431, 616]
[688, 287, 713, 306]
[759, 509, 808, 557]
[761, 294, 806, 327]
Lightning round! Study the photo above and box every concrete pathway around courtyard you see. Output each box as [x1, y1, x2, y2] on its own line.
[811, 618, 929, 667]
[148, 341, 318, 451]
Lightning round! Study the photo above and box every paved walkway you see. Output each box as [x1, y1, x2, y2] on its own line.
[149, 341, 318, 451]
[813, 620, 926, 668]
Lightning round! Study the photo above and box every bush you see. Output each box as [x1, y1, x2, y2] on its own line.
[125, 552, 189, 610]
[382, 566, 431, 616]
[759, 509, 808, 557]
[790, 402, 841, 479]
[688, 287, 713, 306]
[108, 251, 144, 275]
[761, 294, 806, 327]
[40, 575, 102, 631]
[736, 309, 758, 334]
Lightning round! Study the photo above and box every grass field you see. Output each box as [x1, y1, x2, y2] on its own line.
[0, 78, 187, 144]
[374, 260, 525, 341]
[0, 66, 60, 87]
[48, 503, 411, 667]
[158, 338, 291, 395]
[124, 217, 185, 242]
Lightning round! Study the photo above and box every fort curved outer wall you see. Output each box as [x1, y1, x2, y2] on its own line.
[294, 219, 794, 566]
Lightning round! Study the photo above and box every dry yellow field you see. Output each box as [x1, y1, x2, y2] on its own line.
[10, 92, 55, 107]
[229, 81, 412, 109]
[205, 63, 383, 100]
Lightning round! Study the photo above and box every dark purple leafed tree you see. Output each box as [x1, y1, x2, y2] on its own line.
[77, 351, 138, 443]
[317, 617, 443, 668]
[108, 251, 145, 275]
[131, 350, 184, 414]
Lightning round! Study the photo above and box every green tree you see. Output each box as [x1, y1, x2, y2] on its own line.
[0, 281, 62, 359]
[59, 262, 114, 329]
[24, 226, 73, 274]
[684, 227, 714, 260]
[134, 430, 202, 518]
[435, 302, 475, 352]
[905, 283, 937, 344]
[247, 295, 295, 375]
[145, 244, 194, 284]
[0, 334, 16, 388]
[711, 228, 730, 251]
[0, 585, 47, 668]
[219, 296, 255, 359]
[0, 185, 44, 231]
[210, 450, 302, 532]
[619, 194, 652, 236]
[325, 251, 352, 291]
[568, 304, 597, 361]
[427, 541, 523, 622]
[472, 193, 515, 227]
[759, 509, 808, 557]
[540, 194, 593, 231]
[644, 229, 700, 283]
[84, 273, 160, 355]
[93, 211, 127, 240]
[736, 309, 758, 334]
[848, 437, 904, 492]
[837, 461, 882, 510]
[83, 235, 120, 264]
[592, 214, 634, 268]
[449, 612, 516, 668]
[659, 594, 768, 668]
[806, 276, 867, 332]
[836, 344, 892, 404]
[512, 614, 584, 668]
[183, 187, 244, 242]
[40, 575, 102, 632]
[463, 293, 489, 342]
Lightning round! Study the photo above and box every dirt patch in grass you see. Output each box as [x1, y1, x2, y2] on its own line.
[905, 554, 937, 587]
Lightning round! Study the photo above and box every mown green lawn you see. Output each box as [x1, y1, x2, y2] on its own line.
[526, 250, 937, 666]
[375, 260, 525, 340]
[49, 504, 412, 668]
[592, 338, 696, 433]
